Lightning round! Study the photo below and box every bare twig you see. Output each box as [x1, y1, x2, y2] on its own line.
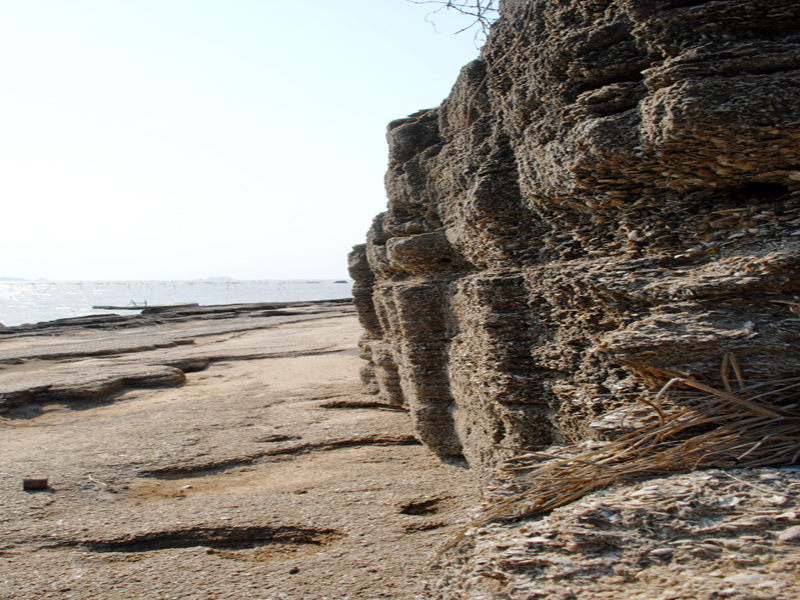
[86, 474, 109, 488]
[407, 0, 500, 41]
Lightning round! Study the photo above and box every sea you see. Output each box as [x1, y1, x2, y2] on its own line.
[0, 280, 353, 327]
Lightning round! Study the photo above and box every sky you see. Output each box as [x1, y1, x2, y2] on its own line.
[0, 1, 484, 281]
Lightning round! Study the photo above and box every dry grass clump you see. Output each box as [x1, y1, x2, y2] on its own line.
[479, 355, 800, 526]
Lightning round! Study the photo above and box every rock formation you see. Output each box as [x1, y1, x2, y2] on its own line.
[350, 0, 800, 472]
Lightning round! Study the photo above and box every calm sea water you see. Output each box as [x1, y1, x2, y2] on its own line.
[0, 280, 353, 327]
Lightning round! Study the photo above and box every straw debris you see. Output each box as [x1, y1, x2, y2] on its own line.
[473, 356, 800, 529]
[429, 360, 800, 599]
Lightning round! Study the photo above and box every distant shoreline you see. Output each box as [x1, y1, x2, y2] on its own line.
[0, 280, 354, 328]
[0, 298, 354, 336]
[0, 279, 352, 283]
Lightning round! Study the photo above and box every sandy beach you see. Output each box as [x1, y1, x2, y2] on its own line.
[0, 302, 479, 600]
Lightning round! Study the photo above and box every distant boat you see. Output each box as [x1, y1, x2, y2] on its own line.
[335, 280, 348, 284]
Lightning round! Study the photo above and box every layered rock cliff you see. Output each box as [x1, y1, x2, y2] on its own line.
[350, 0, 800, 472]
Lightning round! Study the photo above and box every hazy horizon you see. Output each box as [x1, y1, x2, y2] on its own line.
[0, 1, 483, 281]
[1, 276, 352, 282]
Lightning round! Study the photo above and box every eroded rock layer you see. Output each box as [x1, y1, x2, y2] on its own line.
[350, 0, 800, 471]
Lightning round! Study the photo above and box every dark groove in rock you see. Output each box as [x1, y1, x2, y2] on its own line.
[253, 434, 301, 444]
[203, 348, 344, 363]
[397, 497, 446, 516]
[319, 400, 407, 411]
[402, 521, 448, 533]
[140, 434, 421, 479]
[47, 525, 341, 553]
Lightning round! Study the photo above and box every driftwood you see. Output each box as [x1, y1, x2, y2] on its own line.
[92, 303, 199, 311]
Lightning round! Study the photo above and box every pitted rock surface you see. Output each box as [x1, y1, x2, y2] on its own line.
[350, 0, 800, 472]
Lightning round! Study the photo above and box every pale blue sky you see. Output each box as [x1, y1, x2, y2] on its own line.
[0, 1, 482, 281]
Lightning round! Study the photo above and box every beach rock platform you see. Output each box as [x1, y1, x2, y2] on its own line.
[431, 467, 800, 600]
[0, 299, 355, 414]
[0, 301, 480, 599]
[2, 301, 798, 599]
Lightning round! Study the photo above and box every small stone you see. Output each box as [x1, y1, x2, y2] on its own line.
[723, 572, 763, 585]
[777, 526, 800, 543]
[23, 477, 49, 491]
[756, 580, 786, 591]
